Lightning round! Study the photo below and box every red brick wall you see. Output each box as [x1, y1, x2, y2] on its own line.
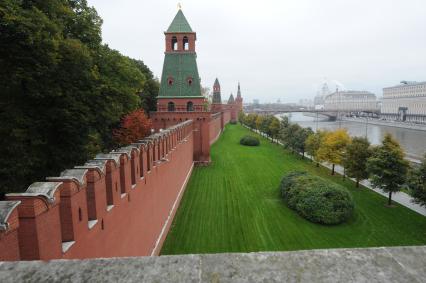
[210, 113, 222, 145]
[0, 209, 20, 261]
[0, 121, 195, 261]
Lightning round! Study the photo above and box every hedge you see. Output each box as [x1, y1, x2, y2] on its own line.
[240, 135, 260, 146]
[280, 171, 354, 225]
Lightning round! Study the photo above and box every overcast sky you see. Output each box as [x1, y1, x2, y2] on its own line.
[87, 0, 426, 103]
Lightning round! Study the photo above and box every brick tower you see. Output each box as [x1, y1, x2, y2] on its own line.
[211, 78, 222, 113]
[156, 9, 205, 112]
[228, 93, 237, 122]
[236, 82, 243, 114]
[151, 8, 211, 163]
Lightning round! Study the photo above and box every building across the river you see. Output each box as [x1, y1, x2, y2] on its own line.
[324, 90, 378, 112]
[381, 81, 426, 123]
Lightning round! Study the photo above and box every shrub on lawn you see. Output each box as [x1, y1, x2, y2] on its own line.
[230, 120, 237, 125]
[240, 135, 260, 146]
[280, 171, 354, 225]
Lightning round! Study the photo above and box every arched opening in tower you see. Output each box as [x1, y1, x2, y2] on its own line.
[187, 101, 194, 112]
[183, 36, 189, 50]
[168, 102, 175, 112]
[171, 36, 178, 51]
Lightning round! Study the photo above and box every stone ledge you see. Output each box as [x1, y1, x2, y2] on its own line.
[0, 246, 425, 282]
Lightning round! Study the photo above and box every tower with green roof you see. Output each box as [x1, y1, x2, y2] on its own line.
[157, 9, 205, 112]
[236, 82, 243, 116]
[212, 78, 221, 104]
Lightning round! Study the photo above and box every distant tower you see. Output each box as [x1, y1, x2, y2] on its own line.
[228, 93, 236, 122]
[228, 93, 235, 104]
[156, 8, 205, 112]
[211, 78, 222, 113]
[235, 82, 243, 116]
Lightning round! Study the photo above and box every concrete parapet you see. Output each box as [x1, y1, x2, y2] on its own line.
[1, 246, 425, 282]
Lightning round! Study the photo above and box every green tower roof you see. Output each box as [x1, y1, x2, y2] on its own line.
[212, 78, 221, 103]
[167, 10, 193, 33]
[159, 53, 202, 97]
[228, 93, 235, 104]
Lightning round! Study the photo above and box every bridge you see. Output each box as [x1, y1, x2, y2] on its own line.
[244, 108, 380, 121]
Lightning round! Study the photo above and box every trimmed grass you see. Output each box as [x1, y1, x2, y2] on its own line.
[161, 124, 426, 255]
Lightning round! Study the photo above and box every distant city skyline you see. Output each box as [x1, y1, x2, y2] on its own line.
[87, 0, 426, 103]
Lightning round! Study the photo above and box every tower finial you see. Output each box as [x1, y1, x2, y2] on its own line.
[177, 2, 182, 10]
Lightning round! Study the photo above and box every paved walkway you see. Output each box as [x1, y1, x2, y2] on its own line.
[248, 127, 426, 217]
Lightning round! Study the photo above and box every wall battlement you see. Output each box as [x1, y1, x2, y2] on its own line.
[0, 120, 194, 261]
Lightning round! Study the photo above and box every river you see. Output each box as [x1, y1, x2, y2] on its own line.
[278, 113, 426, 159]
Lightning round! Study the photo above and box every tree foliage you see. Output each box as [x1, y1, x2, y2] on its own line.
[305, 130, 327, 166]
[113, 109, 152, 147]
[238, 111, 245, 125]
[280, 171, 354, 225]
[407, 154, 426, 207]
[0, 0, 158, 193]
[317, 129, 351, 175]
[343, 137, 372, 187]
[268, 116, 280, 141]
[240, 135, 260, 146]
[366, 134, 409, 206]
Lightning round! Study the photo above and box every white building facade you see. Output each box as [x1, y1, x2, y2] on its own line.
[381, 81, 426, 123]
[324, 90, 378, 112]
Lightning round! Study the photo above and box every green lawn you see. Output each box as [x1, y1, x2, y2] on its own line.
[161, 124, 426, 254]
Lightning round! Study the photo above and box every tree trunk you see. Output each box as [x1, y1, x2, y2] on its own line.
[331, 164, 335, 175]
[302, 151, 305, 159]
[316, 162, 319, 167]
[343, 167, 346, 180]
[388, 192, 392, 206]
[356, 179, 359, 188]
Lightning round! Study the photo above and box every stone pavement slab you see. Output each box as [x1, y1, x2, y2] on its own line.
[0, 246, 425, 283]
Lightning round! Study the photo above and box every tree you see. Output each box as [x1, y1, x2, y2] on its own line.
[113, 109, 152, 146]
[293, 127, 313, 158]
[260, 115, 273, 139]
[238, 111, 245, 125]
[366, 134, 409, 206]
[255, 115, 264, 133]
[132, 59, 159, 114]
[407, 154, 426, 207]
[0, 1, 154, 193]
[317, 129, 351, 175]
[305, 130, 327, 166]
[343, 137, 372, 187]
[245, 113, 257, 129]
[268, 117, 280, 142]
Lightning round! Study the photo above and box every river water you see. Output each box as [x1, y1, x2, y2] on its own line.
[278, 113, 426, 159]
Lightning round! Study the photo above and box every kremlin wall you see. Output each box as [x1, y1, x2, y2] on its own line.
[0, 9, 242, 261]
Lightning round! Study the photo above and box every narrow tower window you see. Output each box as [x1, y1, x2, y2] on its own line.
[167, 76, 174, 86]
[168, 102, 175, 112]
[78, 208, 82, 222]
[171, 36, 178, 51]
[183, 36, 189, 50]
[187, 77, 193, 86]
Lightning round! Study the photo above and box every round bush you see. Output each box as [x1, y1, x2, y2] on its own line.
[240, 135, 260, 146]
[229, 120, 237, 125]
[280, 171, 354, 225]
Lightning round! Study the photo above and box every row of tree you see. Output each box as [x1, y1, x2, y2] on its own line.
[239, 112, 426, 207]
[0, 0, 158, 193]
